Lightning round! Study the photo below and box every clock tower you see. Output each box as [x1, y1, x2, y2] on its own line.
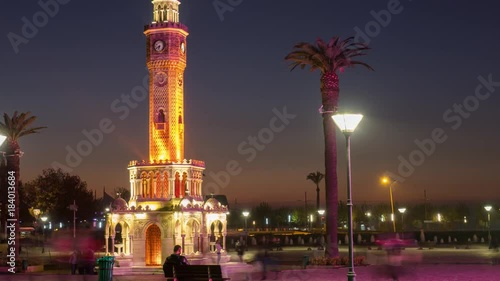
[106, 0, 228, 267]
[145, 0, 187, 161]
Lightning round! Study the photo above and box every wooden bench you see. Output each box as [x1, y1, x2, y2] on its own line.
[163, 264, 230, 281]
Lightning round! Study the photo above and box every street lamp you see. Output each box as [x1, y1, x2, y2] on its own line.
[398, 208, 406, 238]
[382, 177, 397, 232]
[309, 214, 314, 230]
[41, 216, 48, 253]
[318, 210, 325, 231]
[333, 113, 363, 281]
[242, 211, 249, 249]
[484, 205, 492, 245]
[69, 200, 78, 238]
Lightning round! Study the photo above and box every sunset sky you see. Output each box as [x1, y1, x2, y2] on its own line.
[1, 0, 500, 208]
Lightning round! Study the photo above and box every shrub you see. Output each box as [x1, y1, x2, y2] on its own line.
[309, 256, 366, 266]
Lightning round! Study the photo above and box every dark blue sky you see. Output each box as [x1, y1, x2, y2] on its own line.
[1, 0, 500, 208]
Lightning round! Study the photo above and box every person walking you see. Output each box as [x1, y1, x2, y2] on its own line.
[236, 241, 244, 262]
[216, 240, 222, 265]
[69, 249, 79, 275]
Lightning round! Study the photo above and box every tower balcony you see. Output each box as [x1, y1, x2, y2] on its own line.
[145, 22, 188, 32]
[128, 159, 205, 168]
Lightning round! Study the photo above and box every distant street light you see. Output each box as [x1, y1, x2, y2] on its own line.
[242, 211, 249, 249]
[68, 200, 78, 238]
[41, 216, 48, 253]
[484, 205, 492, 246]
[398, 208, 406, 238]
[382, 177, 397, 232]
[333, 113, 363, 281]
[318, 210, 325, 230]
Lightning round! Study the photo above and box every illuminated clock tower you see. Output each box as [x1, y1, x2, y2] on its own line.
[127, 0, 205, 208]
[105, 1, 228, 267]
[145, 0, 187, 161]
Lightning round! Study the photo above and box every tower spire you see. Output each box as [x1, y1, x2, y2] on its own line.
[152, 0, 181, 23]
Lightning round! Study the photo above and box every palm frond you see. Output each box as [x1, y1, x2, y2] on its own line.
[286, 36, 373, 75]
[0, 111, 46, 142]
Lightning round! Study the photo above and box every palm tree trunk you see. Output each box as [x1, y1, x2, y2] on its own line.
[321, 71, 339, 257]
[323, 112, 339, 257]
[316, 186, 320, 228]
[0, 160, 6, 237]
[316, 186, 320, 211]
[5, 151, 21, 260]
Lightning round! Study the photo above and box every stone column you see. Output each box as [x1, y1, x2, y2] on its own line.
[129, 235, 134, 255]
[181, 234, 186, 255]
[111, 235, 115, 255]
[105, 234, 109, 255]
[222, 234, 227, 251]
[152, 177, 157, 198]
[202, 234, 210, 254]
[169, 178, 175, 197]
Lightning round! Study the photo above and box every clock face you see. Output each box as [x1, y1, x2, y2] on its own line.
[155, 72, 167, 86]
[154, 40, 165, 52]
[180, 42, 185, 54]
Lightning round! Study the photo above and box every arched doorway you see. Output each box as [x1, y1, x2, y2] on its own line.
[209, 220, 224, 251]
[145, 224, 162, 265]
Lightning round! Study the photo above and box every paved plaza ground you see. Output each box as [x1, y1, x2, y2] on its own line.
[1, 245, 499, 280]
[1, 265, 500, 281]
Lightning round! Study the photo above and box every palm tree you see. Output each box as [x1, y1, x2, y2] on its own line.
[306, 171, 324, 212]
[285, 37, 373, 257]
[0, 111, 46, 259]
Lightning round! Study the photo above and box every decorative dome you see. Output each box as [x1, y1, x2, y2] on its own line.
[112, 197, 129, 211]
[204, 198, 221, 210]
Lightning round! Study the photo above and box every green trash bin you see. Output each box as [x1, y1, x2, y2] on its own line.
[97, 256, 115, 281]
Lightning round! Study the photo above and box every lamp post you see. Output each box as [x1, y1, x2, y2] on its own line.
[318, 210, 325, 231]
[382, 177, 397, 233]
[484, 205, 492, 245]
[333, 113, 363, 281]
[242, 211, 249, 249]
[398, 208, 406, 239]
[69, 200, 78, 238]
[41, 216, 47, 253]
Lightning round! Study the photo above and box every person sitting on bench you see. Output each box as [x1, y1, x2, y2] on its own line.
[166, 245, 189, 265]
[163, 245, 189, 278]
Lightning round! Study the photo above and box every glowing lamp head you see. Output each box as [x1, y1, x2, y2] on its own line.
[41, 216, 48, 222]
[398, 208, 406, 214]
[484, 205, 492, 212]
[318, 210, 325, 215]
[242, 211, 249, 217]
[332, 114, 363, 134]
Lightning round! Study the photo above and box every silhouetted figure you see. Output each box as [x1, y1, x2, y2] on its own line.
[158, 109, 166, 123]
[69, 249, 79, 275]
[216, 240, 222, 264]
[236, 241, 244, 262]
[163, 245, 189, 278]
